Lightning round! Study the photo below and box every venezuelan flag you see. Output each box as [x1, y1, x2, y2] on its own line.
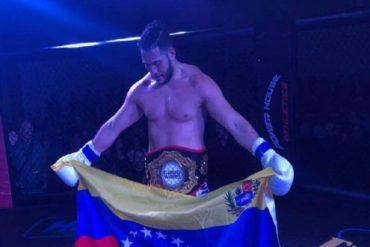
[52, 161, 280, 247]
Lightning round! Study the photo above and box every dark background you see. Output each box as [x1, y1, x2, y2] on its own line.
[0, 1, 370, 245]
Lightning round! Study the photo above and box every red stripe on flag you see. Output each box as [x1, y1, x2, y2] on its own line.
[75, 235, 120, 247]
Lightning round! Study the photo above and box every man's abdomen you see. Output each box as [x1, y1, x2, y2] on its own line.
[147, 120, 205, 151]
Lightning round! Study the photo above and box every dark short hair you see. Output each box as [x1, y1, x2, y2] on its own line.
[138, 20, 173, 51]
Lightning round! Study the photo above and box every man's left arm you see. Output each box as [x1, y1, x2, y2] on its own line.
[197, 74, 294, 195]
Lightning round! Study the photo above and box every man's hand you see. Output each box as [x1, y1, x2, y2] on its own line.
[252, 138, 294, 196]
[56, 140, 100, 187]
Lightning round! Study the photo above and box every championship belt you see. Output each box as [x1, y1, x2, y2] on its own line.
[145, 148, 208, 194]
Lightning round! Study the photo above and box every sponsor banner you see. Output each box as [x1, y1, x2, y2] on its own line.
[263, 74, 290, 151]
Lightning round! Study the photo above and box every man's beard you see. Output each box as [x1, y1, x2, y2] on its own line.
[160, 57, 174, 85]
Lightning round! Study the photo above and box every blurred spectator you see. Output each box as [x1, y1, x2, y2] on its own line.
[126, 149, 146, 184]
[123, 135, 146, 183]
[125, 136, 146, 166]
[113, 137, 126, 166]
[41, 132, 67, 193]
[8, 119, 48, 196]
[95, 136, 126, 175]
[207, 123, 258, 190]
[94, 135, 146, 183]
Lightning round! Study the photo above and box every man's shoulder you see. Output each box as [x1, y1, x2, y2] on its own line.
[185, 67, 217, 95]
[136, 73, 152, 87]
[128, 74, 152, 96]
[183, 64, 213, 87]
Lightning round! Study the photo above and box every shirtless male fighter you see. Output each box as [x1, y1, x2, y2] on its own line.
[56, 20, 293, 197]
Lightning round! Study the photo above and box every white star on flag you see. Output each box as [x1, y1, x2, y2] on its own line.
[141, 227, 152, 238]
[121, 237, 133, 247]
[129, 231, 138, 238]
[172, 237, 184, 247]
[156, 231, 166, 239]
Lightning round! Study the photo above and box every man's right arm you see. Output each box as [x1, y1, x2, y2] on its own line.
[56, 82, 143, 186]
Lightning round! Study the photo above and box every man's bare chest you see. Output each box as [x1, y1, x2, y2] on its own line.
[138, 85, 203, 122]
